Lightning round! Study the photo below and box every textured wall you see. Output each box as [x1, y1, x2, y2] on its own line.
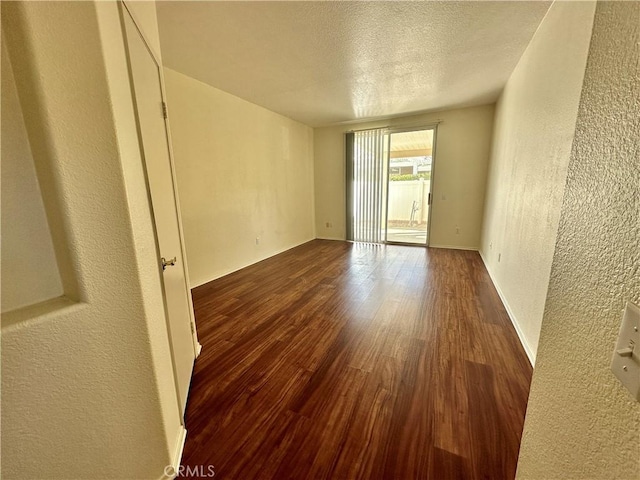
[1, 38, 63, 312]
[314, 105, 495, 250]
[164, 68, 316, 287]
[1, 2, 180, 478]
[517, 2, 640, 478]
[480, 1, 596, 362]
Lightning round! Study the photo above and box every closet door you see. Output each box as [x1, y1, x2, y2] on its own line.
[122, 4, 197, 418]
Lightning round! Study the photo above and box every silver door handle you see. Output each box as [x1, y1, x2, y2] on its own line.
[161, 256, 177, 270]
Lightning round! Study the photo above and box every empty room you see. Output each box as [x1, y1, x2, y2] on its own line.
[1, 1, 638, 479]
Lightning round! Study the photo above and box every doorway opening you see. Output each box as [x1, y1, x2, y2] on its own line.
[385, 128, 435, 245]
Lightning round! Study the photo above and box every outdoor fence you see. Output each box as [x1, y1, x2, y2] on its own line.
[387, 179, 430, 224]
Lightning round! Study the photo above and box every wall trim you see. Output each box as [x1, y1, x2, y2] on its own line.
[315, 235, 346, 241]
[314, 239, 480, 250]
[429, 244, 479, 251]
[158, 426, 187, 480]
[191, 237, 316, 289]
[479, 251, 536, 366]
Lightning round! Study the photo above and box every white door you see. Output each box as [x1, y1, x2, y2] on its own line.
[122, 6, 197, 418]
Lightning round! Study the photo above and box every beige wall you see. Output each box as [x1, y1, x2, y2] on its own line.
[1, 2, 182, 478]
[480, 1, 596, 363]
[517, 2, 640, 477]
[1, 38, 63, 312]
[163, 68, 315, 287]
[314, 105, 494, 249]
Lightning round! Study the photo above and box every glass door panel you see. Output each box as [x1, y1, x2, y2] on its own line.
[385, 129, 435, 245]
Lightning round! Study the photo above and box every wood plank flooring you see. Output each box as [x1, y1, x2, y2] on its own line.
[182, 240, 532, 479]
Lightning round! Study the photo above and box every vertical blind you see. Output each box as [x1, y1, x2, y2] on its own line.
[346, 128, 387, 243]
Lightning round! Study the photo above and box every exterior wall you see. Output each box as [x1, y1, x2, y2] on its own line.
[517, 2, 640, 477]
[479, 1, 596, 362]
[314, 104, 495, 250]
[163, 68, 316, 288]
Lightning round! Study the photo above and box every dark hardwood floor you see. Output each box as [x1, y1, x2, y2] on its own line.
[182, 240, 532, 479]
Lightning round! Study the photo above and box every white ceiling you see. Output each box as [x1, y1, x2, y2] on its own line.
[156, 1, 551, 127]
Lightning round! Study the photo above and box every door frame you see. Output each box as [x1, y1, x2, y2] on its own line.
[121, 1, 201, 358]
[383, 124, 439, 247]
[119, 0, 202, 405]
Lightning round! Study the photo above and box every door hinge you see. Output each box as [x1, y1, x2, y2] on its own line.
[162, 101, 168, 119]
[190, 322, 195, 334]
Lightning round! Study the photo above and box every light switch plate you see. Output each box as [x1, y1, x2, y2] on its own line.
[611, 302, 640, 401]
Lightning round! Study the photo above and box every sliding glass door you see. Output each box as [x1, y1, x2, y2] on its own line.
[385, 128, 435, 245]
[346, 126, 436, 246]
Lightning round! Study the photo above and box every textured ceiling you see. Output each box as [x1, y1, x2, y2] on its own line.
[156, 1, 551, 127]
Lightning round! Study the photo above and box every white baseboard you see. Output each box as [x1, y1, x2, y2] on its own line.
[314, 238, 478, 251]
[192, 237, 316, 289]
[315, 235, 346, 241]
[428, 244, 479, 251]
[159, 426, 187, 480]
[479, 251, 536, 366]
